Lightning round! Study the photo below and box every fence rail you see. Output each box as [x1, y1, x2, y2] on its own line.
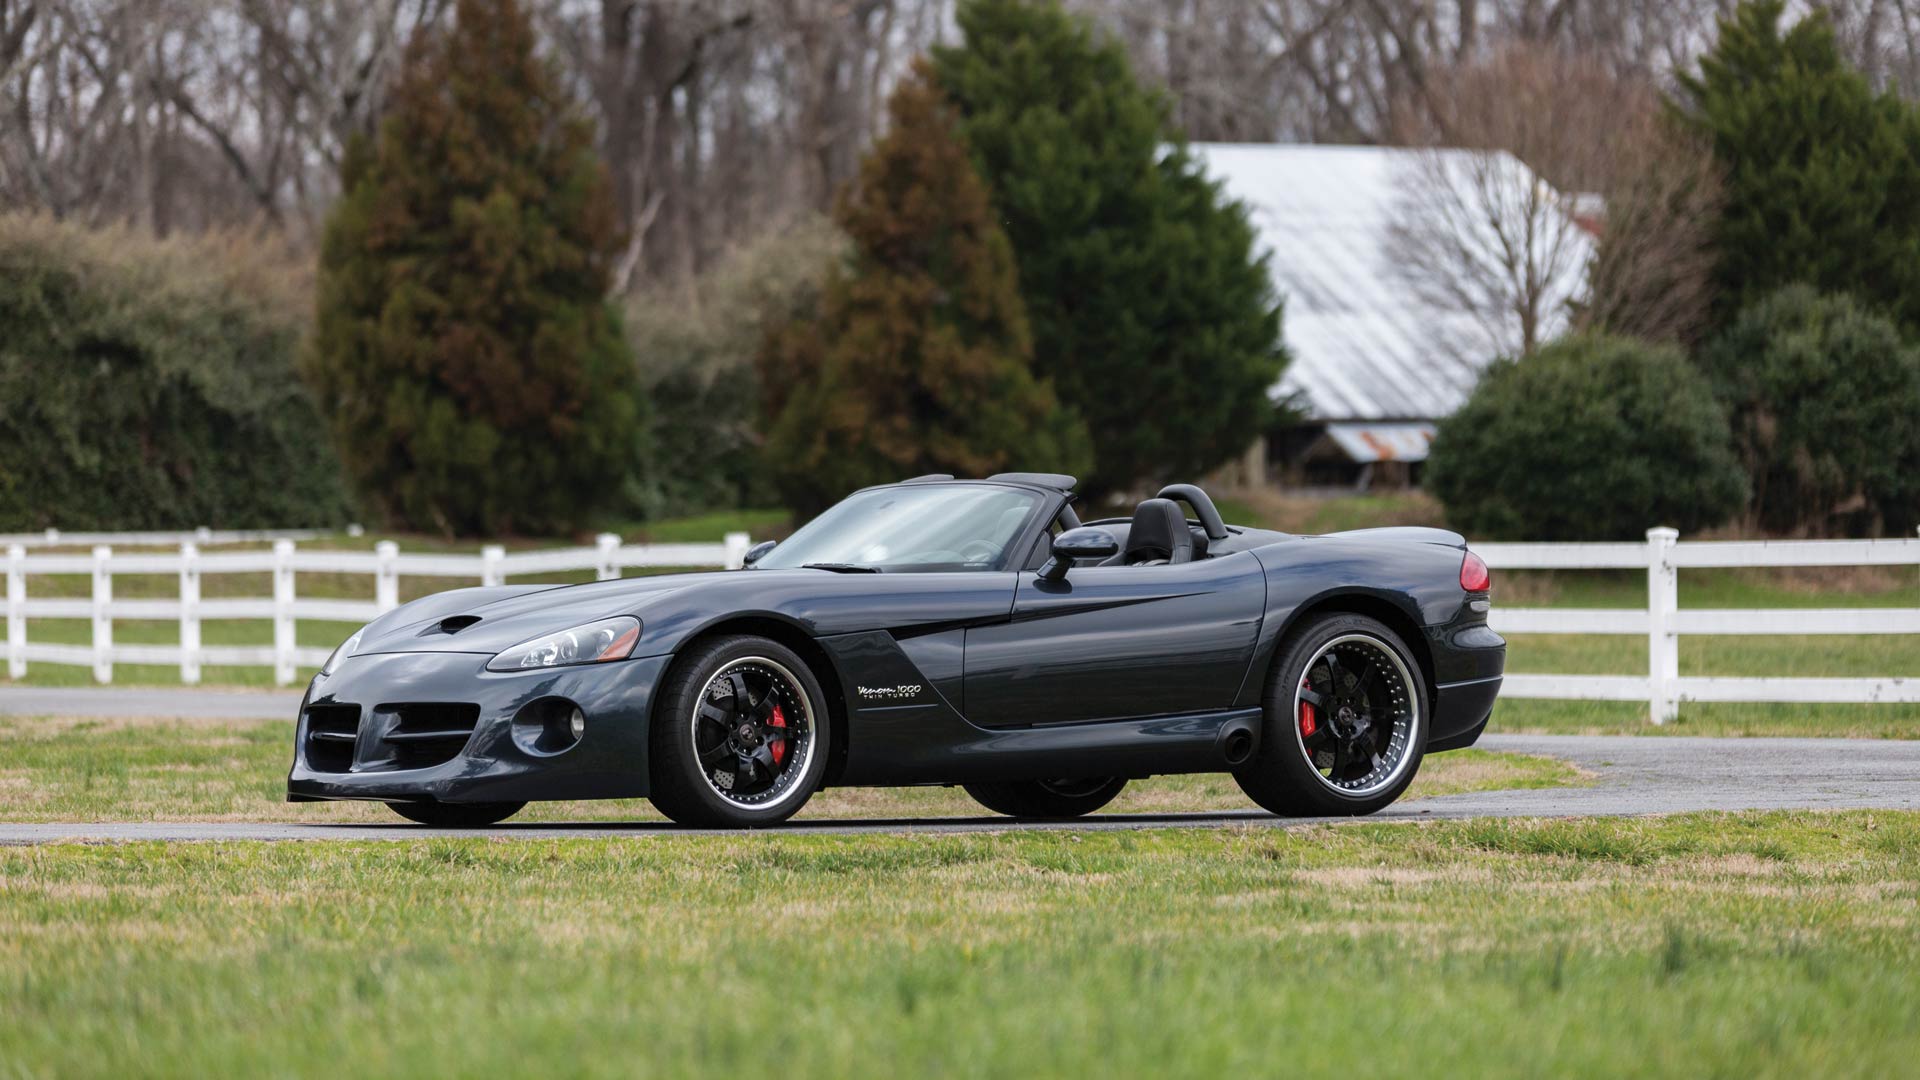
[4, 532, 752, 686]
[0, 526, 345, 548]
[1481, 527, 1920, 722]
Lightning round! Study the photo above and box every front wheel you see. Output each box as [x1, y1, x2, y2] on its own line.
[648, 635, 832, 828]
[963, 777, 1128, 818]
[386, 800, 526, 827]
[1235, 613, 1427, 817]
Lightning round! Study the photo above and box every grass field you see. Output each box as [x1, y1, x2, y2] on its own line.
[0, 715, 1576, 823]
[1, 811, 1915, 1076]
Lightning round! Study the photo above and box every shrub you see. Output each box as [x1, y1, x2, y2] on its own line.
[0, 215, 351, 531]
[625, 218, 842, 518]
[932, 0, 1285, 498]
[1696, 286, 1920, 535]
[757, 66, 1091, 517]
[305, 0, 642, 536]
[1427, 336, 1746, 541]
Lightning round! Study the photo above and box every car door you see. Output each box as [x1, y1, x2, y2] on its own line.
[959, 550, 1266, 727]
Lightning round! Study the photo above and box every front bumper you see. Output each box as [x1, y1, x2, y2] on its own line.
[286, 651, 668, 805]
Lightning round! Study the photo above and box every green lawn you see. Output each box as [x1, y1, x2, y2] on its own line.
[0, 715, 1575, 823]
[1, 812, 1915, 1076]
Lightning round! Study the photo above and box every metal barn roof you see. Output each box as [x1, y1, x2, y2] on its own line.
[1188, 143, 1594, 422]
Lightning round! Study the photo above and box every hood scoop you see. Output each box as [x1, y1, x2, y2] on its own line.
[427, 614, 483, 636]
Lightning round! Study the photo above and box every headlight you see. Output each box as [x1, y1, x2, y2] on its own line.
[320, 628, 364, 677]
[487, 617, 640, 673]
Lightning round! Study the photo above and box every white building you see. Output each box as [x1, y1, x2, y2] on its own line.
[1189, 143, 1596, 488]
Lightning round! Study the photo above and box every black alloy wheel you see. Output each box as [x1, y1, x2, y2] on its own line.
[1235, 612, 1427, 817]
[649, 635, 831, 827]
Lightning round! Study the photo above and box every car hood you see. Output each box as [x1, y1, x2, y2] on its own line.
[353, 572, 731, 657]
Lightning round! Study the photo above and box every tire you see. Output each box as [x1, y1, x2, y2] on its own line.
[963, 777, 1128, 818]
[648, 634, 832, 828]
[387, 800, 526, 827]
[1234, 613, 1428, 817]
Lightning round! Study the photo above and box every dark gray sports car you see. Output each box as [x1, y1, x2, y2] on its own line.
[288, 474, 1505, 827]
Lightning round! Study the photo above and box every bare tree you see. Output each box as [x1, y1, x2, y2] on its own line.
[1574, 96, 1722, 346]
[0, 0, 447, 235]
[1387, 149, 1593, 359]
[1820, 0, 1920, 96]
[1383, 45, 1721, 358]
[0, 0, 1849, 314]
[1383, 47, 1615, 358]
[539, 0, 944, 290]
[1075, 0, 1736, 143]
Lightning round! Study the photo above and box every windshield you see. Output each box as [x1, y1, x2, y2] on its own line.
[756, 484, 1043, 572]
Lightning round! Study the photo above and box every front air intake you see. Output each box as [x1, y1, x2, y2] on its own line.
[379, 703, 482, 769]
[303, 704, 362, 772]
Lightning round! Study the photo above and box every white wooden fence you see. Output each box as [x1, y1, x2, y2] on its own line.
[1480, 527, 1920, 722]
[3, 532, 752, 686]
[5, 525, 1918, 717]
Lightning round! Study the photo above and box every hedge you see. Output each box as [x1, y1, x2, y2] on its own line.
[0, 215, 351, 532]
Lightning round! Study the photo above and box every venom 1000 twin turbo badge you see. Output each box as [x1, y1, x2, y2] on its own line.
[289, 474, 1505, 827]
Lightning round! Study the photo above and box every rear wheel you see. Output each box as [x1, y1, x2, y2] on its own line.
[963, 776, 1128, 818]
[386, 801, 525, 827]
[1235, 613, 1426, 817]
[649, 635, 831, 828]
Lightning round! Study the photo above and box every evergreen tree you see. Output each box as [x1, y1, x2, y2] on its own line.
[306, 0, 642, 536]
[1675, 0, 1920, 335]
[932, 0, 1285, 498]
[758, 66, 1091, 517]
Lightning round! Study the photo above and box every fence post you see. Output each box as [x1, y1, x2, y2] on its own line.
[6, 544, 23, 680]
[179, 542, 201, 685]
[375, 541, 399, 613]
[1645, 527, 1679, 725]
[723, 532, 751, 570]
[92, 545, 112, 684]
[481, 545, 505, 587]
[273, 539, 296, 686]
[595, 533, 621, 581]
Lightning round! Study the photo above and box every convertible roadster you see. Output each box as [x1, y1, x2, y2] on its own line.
[289, 474, 1505, 827]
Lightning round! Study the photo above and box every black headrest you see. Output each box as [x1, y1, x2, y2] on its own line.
[1123, 499, 1193, 565]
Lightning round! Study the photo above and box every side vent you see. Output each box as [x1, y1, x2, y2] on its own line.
[303, 704, 362, 772]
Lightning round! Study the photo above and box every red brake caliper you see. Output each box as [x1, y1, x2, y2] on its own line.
[1299, 679, 1318, 738]
[768, 703, 788, 765]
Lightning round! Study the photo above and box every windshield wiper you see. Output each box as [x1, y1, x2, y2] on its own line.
[799, 562, 882, 574]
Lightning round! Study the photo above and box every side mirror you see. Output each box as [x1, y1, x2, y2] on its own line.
[1039, 527, 1119, 582]
[742, 540, 777, 567]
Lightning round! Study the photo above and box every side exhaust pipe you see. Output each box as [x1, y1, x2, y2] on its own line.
[1216, 715, 1260, 767]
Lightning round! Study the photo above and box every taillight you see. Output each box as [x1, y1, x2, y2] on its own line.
[1460, 551, 1491, 592]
